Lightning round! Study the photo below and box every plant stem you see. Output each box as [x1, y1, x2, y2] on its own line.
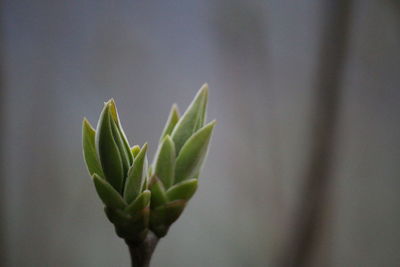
[278, 1, 352, 266]
[126, 232, 159, 267]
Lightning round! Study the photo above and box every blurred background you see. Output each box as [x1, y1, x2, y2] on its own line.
[1, 0, 400, 266]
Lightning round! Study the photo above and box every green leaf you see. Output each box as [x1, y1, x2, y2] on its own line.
[125, 190, 151, 214]
[148, 165, 153, 177]
[109, 99, 133, 165]
[131, 145, 141, 158]
[93, 173, 126, 209]
[95, 102, 124, 192]
[110, 115, 130, 176]
[82, 118, 104, 177]
[160, 104, 180, 140]
[123, 143, 148, 204]
[153, 135, 176, 188]
[175, 120, 216, 184]
[166, 178, 198, 201]
[193, 84, 208, 132]
[171, 84, 208, 154]
[149, 176, 168, 208]
[142, 156, 149, 191]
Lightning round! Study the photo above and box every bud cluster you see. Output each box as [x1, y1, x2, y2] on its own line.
[82, 84, 215, 244]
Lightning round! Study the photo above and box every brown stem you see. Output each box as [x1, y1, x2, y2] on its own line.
[126, 232, 159, 267]
[279, 1, 353, 266]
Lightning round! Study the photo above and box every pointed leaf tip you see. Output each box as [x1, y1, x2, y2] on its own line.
[199, 83, 209, 95]
[160, 104, 181, 140]
[171, 85, 210, 154]
[141, 143, 148, 152]
[108, 99, 118, 121]
[131, 145, 141, 158]
[171, 103, 180, 114]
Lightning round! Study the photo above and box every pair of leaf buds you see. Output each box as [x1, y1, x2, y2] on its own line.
[82, 84, 215, 245]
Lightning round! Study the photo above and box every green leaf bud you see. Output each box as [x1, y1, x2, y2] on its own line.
[174, 120, 216, 184]
[93, 173, 126, 210]
[125, 190, 151, 215]
[166, 179, 198, 201]
[149, 175, 168, 208]
[131, 145, 141, 158]
[123, 143, 148, 204]
[153, 135, 176, 188]
[171, 83, 208, 154]
[95, 102, 125, 192]
[160, 104, 180, 140]
[82, 118, 104, 178]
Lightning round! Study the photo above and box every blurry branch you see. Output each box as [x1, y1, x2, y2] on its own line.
[279, 1, 353, 266]
[0, 0, 5, 264]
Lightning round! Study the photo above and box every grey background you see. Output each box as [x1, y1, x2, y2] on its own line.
[1, 0, 400, 266]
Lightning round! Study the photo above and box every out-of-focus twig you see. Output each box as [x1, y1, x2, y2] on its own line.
[279, 1, 353, 266]
[0, 0, 5, 264]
